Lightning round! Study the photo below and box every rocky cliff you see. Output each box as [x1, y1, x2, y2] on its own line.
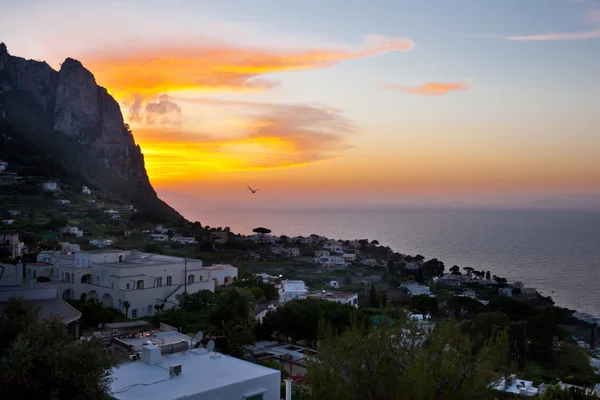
[0, 42, 181, 222]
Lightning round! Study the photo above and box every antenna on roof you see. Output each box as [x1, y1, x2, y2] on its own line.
[194, 331, 203, 347]
[206, 340, 215, 353]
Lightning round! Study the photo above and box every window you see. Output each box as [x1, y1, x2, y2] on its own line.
[118, 299, 122, 309]
[246, 395, 263, 400]
[96, 276, 100, 286]
[136, 280, 144, 290]
[111, 282, 114, 289]
[188, 275, 195, 284]
[131, 309, 137, 318]
[33, 270, 36, 278]
[126, 283, 130, 290]
[200, 275, 203, 281]
[166, 276, 172, 286]
[156, 277, 163, 287]
[148, 305, 152, 314]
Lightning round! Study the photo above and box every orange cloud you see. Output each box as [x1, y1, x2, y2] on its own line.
[134, 100, 356, 182]
[382, 82, 470, 96]
[82, 35, 414, 101]
[506, 28, 600, 41]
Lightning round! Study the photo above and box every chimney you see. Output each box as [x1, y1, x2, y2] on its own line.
[285, 378, 293, 400]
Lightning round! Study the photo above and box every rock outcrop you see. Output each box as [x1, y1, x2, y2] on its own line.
[0, 42, 181, 221]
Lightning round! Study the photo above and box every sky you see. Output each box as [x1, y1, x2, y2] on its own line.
[1, 0, 599, 209]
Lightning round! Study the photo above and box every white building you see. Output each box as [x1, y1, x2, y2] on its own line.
[2, 220, 15, 225]
[281, 247, 300, 258]
[39, 250, 236, 318]
[90, 239, 115, 247]
[6, 209, 20, 216]
[0, 160, 7, 172]
[498, 287, 513, 297]
[82, 185, 91, 195]
[435, 274, 462, 286]
[58, 242, 81, 253]
[491, 375, 538, 397]
[43, 181, 58, 191]
[0, 232, 24, 258]
[256, 273, 276, 283]
[279, 280, 308, 302]
[299, 291, 359, 308]
[59, 226, 84, 237]
[401, 283, 431, 297]
[342, 253, 357, 261]
[323, 243, 343, 254]
[56, 199, 71, 205]
[171, 236, 197, 244]
[314, 250, 330, 257]
[150, 234, 169, 241]
[109, 342, 280, 400]
[361, 258, 378, 267]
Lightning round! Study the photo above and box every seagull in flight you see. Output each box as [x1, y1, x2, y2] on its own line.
[247, 185, 259, 194]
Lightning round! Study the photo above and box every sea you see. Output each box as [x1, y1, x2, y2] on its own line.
[192, 207, 600, 317]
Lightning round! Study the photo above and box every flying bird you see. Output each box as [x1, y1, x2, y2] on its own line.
[247, 186, 259, 194]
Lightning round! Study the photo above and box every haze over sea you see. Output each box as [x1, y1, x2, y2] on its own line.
[189, 206, 600, 318]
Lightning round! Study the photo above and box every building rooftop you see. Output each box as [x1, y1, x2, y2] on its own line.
[0, 297, 81, 324]
[202, 264, 237, 271]
[300, 290, 357, 300]
[109, 349, 280, 400]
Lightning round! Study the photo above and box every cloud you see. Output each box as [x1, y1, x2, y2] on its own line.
[506, 28, 600, 41]
[82, 35, 414, 101]
[382, 82, 470, 96]
[144, 94, 182, 125]
[134, 100, 357, 179]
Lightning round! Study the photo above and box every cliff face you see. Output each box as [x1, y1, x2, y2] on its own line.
[0, 42, 181, 221]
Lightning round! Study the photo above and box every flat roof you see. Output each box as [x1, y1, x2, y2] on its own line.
[110, 349, 279, 400]
[203, 264, 237, 271]
[300, 291, 357, 300]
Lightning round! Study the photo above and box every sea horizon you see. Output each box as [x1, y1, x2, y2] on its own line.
[178, 205, 600, 318]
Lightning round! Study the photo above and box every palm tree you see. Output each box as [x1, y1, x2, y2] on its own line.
[153, 303, 165, 315]
[122, 300, 131, 318]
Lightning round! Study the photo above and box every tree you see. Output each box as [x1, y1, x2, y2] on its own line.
[153, 303, 165, 315]
[409, 294, 438, 317]
[209, 287, 256, 356]
[368, 284, 378, 308]
[485, 271, 491, 280]
[252, 227, 272, 235]
[308, 320, 511, 400]
[250, 286, 265, 300]
[122, 300, 131, 317]
[0, 298, 114, 399]
[450, 265, 461, 275]
[178, 290, 217, 312]
[265, 298, 360, 345]
[422, 258, 445, 278]
[446, 296, 485, 320]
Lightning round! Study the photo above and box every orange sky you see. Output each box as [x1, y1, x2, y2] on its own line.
[4, 0, 597, 206]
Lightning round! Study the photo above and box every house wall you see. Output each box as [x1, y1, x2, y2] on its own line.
[192, 371, 281, 400]
[0, 263, 23, 286]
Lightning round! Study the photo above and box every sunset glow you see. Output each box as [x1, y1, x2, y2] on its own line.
[1, 0, 598, 207]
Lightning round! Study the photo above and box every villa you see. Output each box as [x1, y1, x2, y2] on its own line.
[279, 280, 308, 302]
[26, 250, 237, 319]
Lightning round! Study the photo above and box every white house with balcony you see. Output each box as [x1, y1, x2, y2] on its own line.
[38, 250, 237, 319]
[279, 280, 308, 303]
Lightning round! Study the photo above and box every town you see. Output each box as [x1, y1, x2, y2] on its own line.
[1, 177, 600, 399]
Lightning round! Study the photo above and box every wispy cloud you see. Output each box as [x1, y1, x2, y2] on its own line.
[144, 94, 182, 125]
[382, 82, 470, 96]
[82, 35, 414, 101]
[135, 99, 357, 179]
[506, 28, 600, 41]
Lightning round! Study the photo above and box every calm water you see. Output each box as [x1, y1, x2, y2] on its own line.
[194, 207, 600, 317]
